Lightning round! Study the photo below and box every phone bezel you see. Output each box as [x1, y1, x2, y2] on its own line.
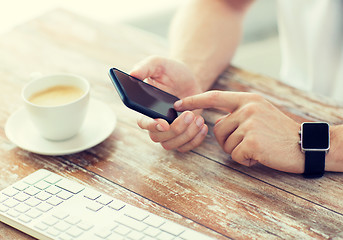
[108, 68, 180, 124]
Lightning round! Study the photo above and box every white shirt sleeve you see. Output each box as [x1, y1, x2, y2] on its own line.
[277, 0, 343, 104]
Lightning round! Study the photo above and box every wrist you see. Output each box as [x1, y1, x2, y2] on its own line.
[170, 56, 217, 93]
[325, 125, 343, 172]
[300, 122, 330, 178]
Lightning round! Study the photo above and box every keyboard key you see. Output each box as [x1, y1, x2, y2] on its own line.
[36, 202, 53, 212]
[144, 215, 165, 228]
[65, 215, 81, 225]
[2, 187, 19, 197]
[47, 227, 60, 237]
[25, 197, 41, 207]
[35, 191, 52, 201]
[46, 196, 63, 206]
[96, 195, 113, 205]
[113, 225, 131, 235]
[179, 229, 212, 240]
[18, 214, 32, 223]
[107, 232, 126, 240]
[44, 174, 61, 184]
[54, 221, 71, 232]
[55, 179, 84, 194]
[144, 226, 161, 237]
[58, 233, 74, 240]
[86, 201, 103, 212]
[14, 203, 30, 213]
[0, 204, 8, 212]
[35, 222, 49, 231]
[52, 211, 69, 220]
[45, 185, 61, 195]
[23, 170, 50, 185]
[35, 181, 50, 190]
[57, 190, 73, 200]
[7, 209, 20, 218]
[0, 194, 8, 203]
[83, 189, 101, 200]
[125, 206, 150, 221]
[160, 221, 185, 236]
[94, 227, 112, 238]
[156, 231, 174, 240]
[3, 198, 19, 208]
[108, 200, 125, 211]
[141, 236, 155, 240]
[13, 182, 29, 191]
[127, 230, 145, 240]
[115, 215, 147, 232]
[77, 221, 94, 231]
[26, 208, 42, 219]
[24, 186, 40, 196]
[66, 226, 84, 237]
[42, 216, 59, 226]
[14, 192, 30, 202]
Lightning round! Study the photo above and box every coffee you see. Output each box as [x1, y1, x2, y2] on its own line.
[29, 85, 84, 106]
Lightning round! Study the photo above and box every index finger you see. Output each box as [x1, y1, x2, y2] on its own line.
[174, 90, 252, 113]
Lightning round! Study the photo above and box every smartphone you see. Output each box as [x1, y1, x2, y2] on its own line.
[108, 68, 181, 124]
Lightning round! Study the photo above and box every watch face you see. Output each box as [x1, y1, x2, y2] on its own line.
[302, 122, 329, 150]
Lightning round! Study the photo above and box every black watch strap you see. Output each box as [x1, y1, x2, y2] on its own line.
[303, 151, 325, 178]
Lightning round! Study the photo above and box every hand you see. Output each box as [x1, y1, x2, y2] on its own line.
[137, 111, 208, 152]
[131, 56, 208, 152]
[174, 91, 305, 173]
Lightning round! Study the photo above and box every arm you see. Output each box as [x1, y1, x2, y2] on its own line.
[169, 0, 254, 91]
[131, 0, 254, 152]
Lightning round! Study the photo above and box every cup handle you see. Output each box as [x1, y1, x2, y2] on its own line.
[30, 72, 43, 81]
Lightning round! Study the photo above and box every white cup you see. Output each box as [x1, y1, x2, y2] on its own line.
[22, 73, 90, 141]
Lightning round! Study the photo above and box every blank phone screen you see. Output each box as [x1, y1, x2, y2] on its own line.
[113, 69, 179, 120]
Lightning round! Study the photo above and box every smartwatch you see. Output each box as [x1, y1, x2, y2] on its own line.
[299, 122, 330, 178]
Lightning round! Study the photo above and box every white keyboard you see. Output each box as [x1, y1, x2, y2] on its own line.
[0, 169, 214, 240]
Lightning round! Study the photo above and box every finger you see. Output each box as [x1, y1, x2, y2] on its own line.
[174, 90, 253, 113]
[215, 114, 228, 124]
[223, 129, 244, 155]
[177, 125, 208, 152]
[231, 140, 259, 167]
[144, 77, 167, 91]
[137, 116, 169, 132]
[161, 115, 205, 150]
[149, 111, 195, 142]
[213, 114, 238, 150]
[130, 56, 165, 80]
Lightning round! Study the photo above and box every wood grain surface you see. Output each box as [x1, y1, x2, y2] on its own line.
[0, 9, 343, 240]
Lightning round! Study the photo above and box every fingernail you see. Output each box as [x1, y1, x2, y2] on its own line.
[215, 118, 223, 124]
[184, 112, 194, 124]
[174, 100, 182, 109]
[195, 117, 204, 128]
[156, 124, 164, 132]
[201, 125, 207, 134]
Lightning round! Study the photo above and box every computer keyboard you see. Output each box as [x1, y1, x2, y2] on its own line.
[0, 169, 215, 240]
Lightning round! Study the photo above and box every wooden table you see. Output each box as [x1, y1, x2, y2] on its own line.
[1, 9, 343, 240]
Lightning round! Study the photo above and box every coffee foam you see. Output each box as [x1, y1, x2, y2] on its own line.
[29, 85, 84, 106]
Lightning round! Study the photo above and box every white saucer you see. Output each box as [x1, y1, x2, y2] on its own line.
[5, 98, 116, 156]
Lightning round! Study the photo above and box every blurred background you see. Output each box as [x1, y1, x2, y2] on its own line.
[0, 0, 280, 79]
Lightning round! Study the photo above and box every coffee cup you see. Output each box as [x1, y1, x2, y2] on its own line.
[22, 73, 90, 141]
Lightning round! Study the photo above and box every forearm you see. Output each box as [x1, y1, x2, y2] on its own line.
[325, 125, 343, 172]
[169, 0, 254, 91]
